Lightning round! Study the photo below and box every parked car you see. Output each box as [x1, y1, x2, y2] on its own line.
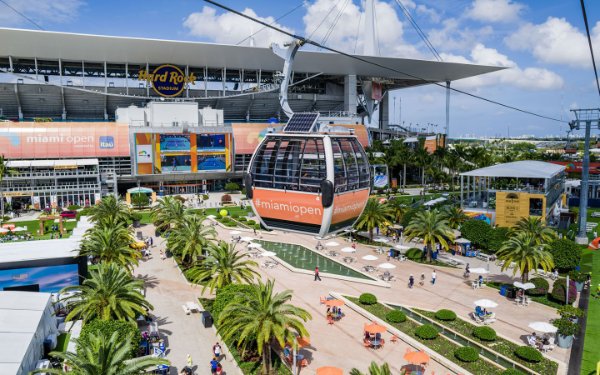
[60, 210, 77, 219]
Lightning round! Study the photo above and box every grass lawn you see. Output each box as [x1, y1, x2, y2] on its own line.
[55, 333, 70, 352]
[5, 218, 78, 240]
[580, 248, 600, 375]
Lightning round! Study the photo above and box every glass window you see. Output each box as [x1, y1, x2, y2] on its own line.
[299, 138, 326, 192]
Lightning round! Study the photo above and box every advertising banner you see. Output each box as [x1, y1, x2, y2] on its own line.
[252, 188, 324, 225]
[0, 264, 79, 293]
[331, 189, 369, 224]
[136, 144, 153, 163]
[0, 122, 130, 158]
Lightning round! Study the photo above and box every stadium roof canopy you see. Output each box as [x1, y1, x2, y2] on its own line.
[0, 28, 503, 86]
[460, 161, 566, 179]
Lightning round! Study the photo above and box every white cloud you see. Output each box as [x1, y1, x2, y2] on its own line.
[467, 0, 524, 23]
[0, 0, 82, 25]
[442, 44, 564, 90]
[505, 17, 600, 68]
[416, 4, 440, 23]
[183, 6, 295, 47]
[428, 18, 493, 52]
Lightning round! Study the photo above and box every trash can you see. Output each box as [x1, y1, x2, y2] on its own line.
[201, 311, 213, 328]
[500, 285, 507, 296]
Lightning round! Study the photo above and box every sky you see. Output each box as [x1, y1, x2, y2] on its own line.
[0, 0, 599, 137]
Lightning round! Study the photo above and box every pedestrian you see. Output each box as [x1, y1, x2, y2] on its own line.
[150, 236, 153, 246]
[314, 266, 322, 281]
[187, 353, 193, 368]
[160, 250, 166, 260]
[408, 274, 414, 289]
[351, 242, 356, 250]
[419, 273, 425, 286]
[431, 269, 437, 285]
[213, 342, 222, 359]
[210, 357, 219, 374]
[253, 227, 257, 235]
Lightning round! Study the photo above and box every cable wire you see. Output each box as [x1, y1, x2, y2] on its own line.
[204, 0, 566, 124]
[235, 2, 304, 46]
[580, 0, 600, 99]
[394, 0, 441, 61]
[320, 0, 349, 46]
[0, 0, 44, 30]
[307, 0, 341, 41]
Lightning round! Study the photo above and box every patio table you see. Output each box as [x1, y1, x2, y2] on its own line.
[371, 339, 381, 349]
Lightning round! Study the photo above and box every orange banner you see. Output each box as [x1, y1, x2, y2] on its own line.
[331, 189, 370, 224]
[0, 122, 130, 158]
[252, 188, 323, 225]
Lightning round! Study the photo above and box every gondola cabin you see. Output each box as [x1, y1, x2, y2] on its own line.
[244, 113, 371, 237]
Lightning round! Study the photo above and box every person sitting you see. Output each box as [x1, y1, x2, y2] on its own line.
[542, 336, 550, 346]
[528, 332, 537, 347]
[478, 275, 484, 287]
[326, 307, 332, 317]
[475, 306, 485, 318]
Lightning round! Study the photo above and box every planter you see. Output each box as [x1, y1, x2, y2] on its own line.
[556, 334, 573, 348]
[574, 281, 584, 292]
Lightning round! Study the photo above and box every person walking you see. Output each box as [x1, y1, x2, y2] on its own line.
[314, 266, 322, 281]
[213, 342, 222, 359]
[186, 353, 193, 368]
[408, 274, 414, 289]
[210, 357, 219, 374]
[431, 270, 437, 285]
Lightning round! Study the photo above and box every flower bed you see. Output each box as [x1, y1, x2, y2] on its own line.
[413, 308, 558, 375]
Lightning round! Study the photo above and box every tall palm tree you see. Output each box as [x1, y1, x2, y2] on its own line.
[441, 206, 468, 229]
[387, 198, 407, 224]
[32, 331, 168, 375]
[511, 217, 556, 245]
[189, 241, 259, 293]
[151, 196, 185, 232]
[350, 362, 392, 375]
[89, 195, 131, 225]
[167, 213, 217, 266]
[354, 198, 393, 241]
[496, 233, 554, 282]
[0, 154, 15, 223]
[80, 224, 139, 270]
[413, 146, 431, 186]
[404, 210, 454, 262]
[61, 263, 152, 322]
[219, 280, 312, 375]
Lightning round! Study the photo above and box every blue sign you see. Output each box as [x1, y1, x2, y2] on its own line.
[99, 136, 114, 149]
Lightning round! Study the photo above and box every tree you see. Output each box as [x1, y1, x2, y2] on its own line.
[151, 196, 185, 232]
[130, 192, 149, 209]
[387, 198, 407, 223]
[60, 263, 152, 322]
[167, 213, 217, 266]
[77, 320, 140, 359]
[549, 239, 582, 272]
[496, 233, 554, 282]
[460, 219, 493, 249]
[89, 195, 131, 225]
[80, 224, 139, 270]
[511, 217, 556, 245]
[0, 154, 15, 223]
[189, 241, 259, 293]
[219, 280, 312, 375]
[404, 210, 454, 262]
[354, 198, 393, 241]
[224, 182, 240, 192]
[350, 362, 392, 375]
[441, 206, 468, 229]
[32, 331, 168, 375]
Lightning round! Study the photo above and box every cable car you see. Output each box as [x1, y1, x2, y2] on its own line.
[564, 129, 577, 154]
[244, 113, 371, 237]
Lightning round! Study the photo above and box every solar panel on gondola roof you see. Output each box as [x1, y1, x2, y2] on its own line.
[283, 113, 319, 133]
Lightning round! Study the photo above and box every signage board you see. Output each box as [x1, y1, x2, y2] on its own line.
[138, 64, 196, 97]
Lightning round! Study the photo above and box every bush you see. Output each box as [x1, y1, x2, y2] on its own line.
[131, 193, 149, 208]
[224, 182, 240, 192]
[202, 194, 209, 200]
[514, 346, 543, 363]
[78, 320, 139, 358]
[557, 305, 584, 319]
[501, 369, 526, 375]
[385, 310, 406, 323]
[568, 270, 588, 282]
[212, 284, 255, 321]
[461, 219, 493, 250]
[414, 324, 438, 340]
[454, 346, 479, 362]
[238, 217, 247, 222]
[549, 239, 581, 272]
[231, 214, 239, 219]
[405, 248, 423, 260]
[488, 227, 509, 253]
[67, 205, 81, 211]
[358, 293, 377, 305]
[526, 277, 549, 296]
[253, 223, 261, 230]
[131, 212, 143, 223]
[246, 219, 256, 225]
[472, 326, 497, 341]
[550, 279, 577, 304]
[434, 309, 456, 321]
[221, 194, 232, 203]
[552, 317, 579, 336]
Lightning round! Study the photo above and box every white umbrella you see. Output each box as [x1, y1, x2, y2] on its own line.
[528, 322, 557, 334]
[207, 215, 216, 219]
[325, 241, 339, 247]
[378, 262, 396, 269]
[247, 243, 262, 249]
[261, 251, 277, 257]
[513, 281, 526, 289]
[473, 299, 498, 308]
[469, 268, 490, 274]
[374, 237, 389, 243]
[0, 228, 9, 233]
[395, 244, 410, 250]
[522, 282, 536, 290]
[11, 227, 27, 232]
[240, 236, 254, 242]
[230, 230, 241, 235]
[341, 247, 356, 253]
[362, 255, 378, 261]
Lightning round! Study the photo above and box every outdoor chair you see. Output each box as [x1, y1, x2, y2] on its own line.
[471, 312, 484, 324]
[390, 335, 398, 343]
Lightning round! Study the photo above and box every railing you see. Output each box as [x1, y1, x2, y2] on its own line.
[5, 170, 98, 179]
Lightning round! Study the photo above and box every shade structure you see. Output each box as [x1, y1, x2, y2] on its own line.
[261, 251, 277, 257]
[11, 226, 27, 232]
[325, 241, 340, 247]
[364, 322, 386, 334]
[374, 237, 389, 243]
[513, 281, 525, 289]
[324, 299, 345, 307]
[316, 367, 343, 375]
[395, 244, 411, 250]
[378, 262, 396, 269]
[247, 243, 262, 249]
[0, 228, 9, 233]
[230, 230, 242, 235]
[240, 236, 254, 242]
[341, 247, 356, 253]
[207, 215, 216, 219]
[473, 299, 498, 308]
[528, 321, 558, 333]
[522, 282, 536, 290]
[469, 268, 489, 274]
[403, 350, 430, 365]
[362, 255, 378, 261]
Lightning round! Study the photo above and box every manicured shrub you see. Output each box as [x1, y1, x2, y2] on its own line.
[253, 223, 261, 230]
[550, 279, 577, 304]
[557, 305, 584, 319]
[454, 346, 479, 362]
[385, 310, 406, 323]
[415, 324, 438, 340]
[501, 369, 526, 375]
[246, 219, 256, 225]
[224, 182, 240, 192]
[231, 214, 239, 219]
[405, 248, 423, 260]
[434, 309, 456, 321]
[212, 284, 254, 321]
[78, 320, 139, 358]
[358, 293, 377, 305]
[131, 212, 143, 223]
[237, 217, 247, 222]
[67, 205, 81, 211]
[514, 346, 543, 363]
[526, 277, 549, 296]
[202, 194, 209, 200]
[472, 326, 497, 341]
[221, 194, 232, 203]
[549, 239, 581, 272]
[488, 227, 509, 253]
[131, 193, 149, 208]
[461, 219, 493, 250]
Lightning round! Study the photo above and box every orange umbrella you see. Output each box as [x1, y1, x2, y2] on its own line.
[296, 336, 311, 348]
[364, 322, 386, 334]
[404, 350, 430, 365]
[316, 366, 343, 375]
[325, 299, 345, 307]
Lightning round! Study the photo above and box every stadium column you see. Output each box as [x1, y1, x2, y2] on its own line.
[343, 74, 357, 115]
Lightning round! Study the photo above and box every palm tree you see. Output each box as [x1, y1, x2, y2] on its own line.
[167, 213, 217, 266]
[61, 263, 152, 322]
[496, 233, 554, 282]
[413, 146, 431, 186]
[441, 206, 468, 229]
[387, 198, 407, 223]
[511, 217, 556, 245]
[0, 154, 15, 223]
[151, 196, 185, 232]
[89, 195, 131, 225]
[354, 198, 393, 241]
[219, 280, 312, 375]
[188, 241, 259, 293]
[80, 224, 139, 270]
[404, 210, 454, 262]
[350, 362, 392, 375]
[33, 331, 168, 375]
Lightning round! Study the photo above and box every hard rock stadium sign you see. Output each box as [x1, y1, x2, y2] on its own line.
[138, 64, 196, 97]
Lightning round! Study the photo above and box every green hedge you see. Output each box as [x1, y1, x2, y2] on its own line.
[358, 293, 377, 305]
[501, 369, 526, 375]
[514, 346, 543, 363]
[414, 324, 438, 340]
[550, 279, 577, 304]
[434, 309, 457, 321]
[526, 277, 549, 296]
[472, 326, 497, 342]
[454, 346, 479, 362]
[405, 248, 423, 260]
[461, 219, 493, 249]
[549, 239, 581, 272]
[77, 320, 139, 358]
[212, 284, 255, 321]
[385, 310, 406, 323]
